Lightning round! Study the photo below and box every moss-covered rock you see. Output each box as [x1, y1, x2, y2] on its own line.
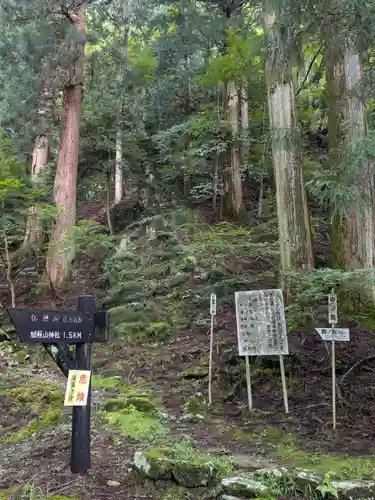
[172, 460, 218, 487]
[133, 449, 174, 479]
[179, 366, 208, 380]
[181, 392, 207, 423]
[331, 479, 375, 499]
[221, 475, 270, 498]
[294, 468, 324, 489]
[133, 443, 234, 487]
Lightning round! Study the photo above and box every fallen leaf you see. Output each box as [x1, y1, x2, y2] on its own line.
[107, 480, 120, 487]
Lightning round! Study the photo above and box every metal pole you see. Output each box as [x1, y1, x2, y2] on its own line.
[71, 295, 93, 474]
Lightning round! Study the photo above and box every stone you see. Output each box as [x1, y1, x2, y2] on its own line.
[254, 466, 289, 479]
[294, 468, 324, 490]
[220, 496, 245, 500]
[232, 454, 275, 471]
[172, 460, 218, 487]
[331, 479, 375, 500]
[179, 366, 208, 379]
[133, 450, 174, 480]
[221, 474, 269, 498]
[181, 393, 207, 423]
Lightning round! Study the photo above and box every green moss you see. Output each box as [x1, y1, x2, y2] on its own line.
[276, 442, 375, 479]
[161, 486, 193, 499]
[145, 440, 235, 478]
[3, 380, 63, 406]
[253, 427, 375, 480]
[0, 484, 79, 499]
[182, 393, 207, 422]
[179, 366, 208, 379]
[91, 375, 124, 391]
[104, 395, 158, 415]
[104, 408, 167, 441]
[1, 379, 64, 444]
[146, 322, 171, 340]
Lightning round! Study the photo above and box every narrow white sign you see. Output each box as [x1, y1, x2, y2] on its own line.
[235, 289, 288, 356]
[315, 328, 350, 342]
[328, 294, 338, 324]
[210, 293, 217, 316]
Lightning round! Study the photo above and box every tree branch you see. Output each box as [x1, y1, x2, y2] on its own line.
[296, 44, 324, 96]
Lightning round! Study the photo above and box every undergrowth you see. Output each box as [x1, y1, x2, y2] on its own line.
[104, 209, 279, 340]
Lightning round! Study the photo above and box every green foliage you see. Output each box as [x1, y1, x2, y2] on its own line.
[285, 267, 375, 329]
[199, 29, 263, 85]
[104, 210, 278, 340]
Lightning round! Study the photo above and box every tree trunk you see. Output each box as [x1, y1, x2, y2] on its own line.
[326, 45, 346, 265]
[114, 128, 123, 204]
[327, 39, 374, 278]
[23, 133, 49, 249]
[240, 83, 249, 165]
[113, 22, 129, 207]
[46, 6, 85, 288]
[264, 8, 314, 280]
[342, 41, 373, 272]
[227, 80, 246, 219]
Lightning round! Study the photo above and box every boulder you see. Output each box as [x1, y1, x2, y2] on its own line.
[331, 479, 375, 500]
[133, 450, 174, 480]
[221, 474, 269, 498]
[172, 460, 218, 487]
[294, 468, 324, 490]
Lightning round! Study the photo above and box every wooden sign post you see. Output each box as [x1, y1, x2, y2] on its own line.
[235, 289, 289, 413]
[315, 289, 349, 430]
[208, 293, 216, 406]
[7, 295, 108, 474]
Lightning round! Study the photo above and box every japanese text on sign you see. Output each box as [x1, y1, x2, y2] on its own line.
[235, 289, 289, 356]
[210, 293, 217, 316]
[315, 328, 350, 342]
[7, 308, 94, 344]
[64, 370, 91, 407]
[328, 294, 337, 324]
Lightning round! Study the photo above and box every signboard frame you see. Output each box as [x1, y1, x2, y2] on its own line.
[234, 289, 289, 357]
[234, 289, 289, 413]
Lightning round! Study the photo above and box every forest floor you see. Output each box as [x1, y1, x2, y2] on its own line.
[3, 272, 375, 499]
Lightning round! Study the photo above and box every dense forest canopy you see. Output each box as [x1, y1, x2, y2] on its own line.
[1, 0, 375, 328]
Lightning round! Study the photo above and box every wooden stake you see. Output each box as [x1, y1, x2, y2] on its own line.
[279, 355, 289, 413]
[332, 339, 336, 430]
[245, 356, 253, 411]
[208, 313, 214, 406]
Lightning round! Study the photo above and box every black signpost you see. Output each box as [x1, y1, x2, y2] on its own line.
[6, 295, 108, 476]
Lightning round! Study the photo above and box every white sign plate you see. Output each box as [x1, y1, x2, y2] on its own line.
[64, 370, 91, 406]
[315, 328, 350, 342]
[235, 289, 289, 356]
[210, 293, 217, 316]
[328, 294, 337, 324]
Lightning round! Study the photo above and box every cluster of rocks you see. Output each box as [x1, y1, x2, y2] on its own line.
[133, 449, 375, 499]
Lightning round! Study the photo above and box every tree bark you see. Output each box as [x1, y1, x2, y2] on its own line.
[240, 82, 249, 165]
[46, 6, 85, 288]
[227, 80, 246, 219]
[327, 39, 374, 279]
[342, 41, 373, 272]
[264, 8, 314, 281]
[23, 133, 49, 249]
[114, 128, 123, 204]
[326, 45, 346, 266]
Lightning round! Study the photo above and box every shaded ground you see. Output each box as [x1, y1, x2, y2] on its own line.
[2, 271, 375, 499]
